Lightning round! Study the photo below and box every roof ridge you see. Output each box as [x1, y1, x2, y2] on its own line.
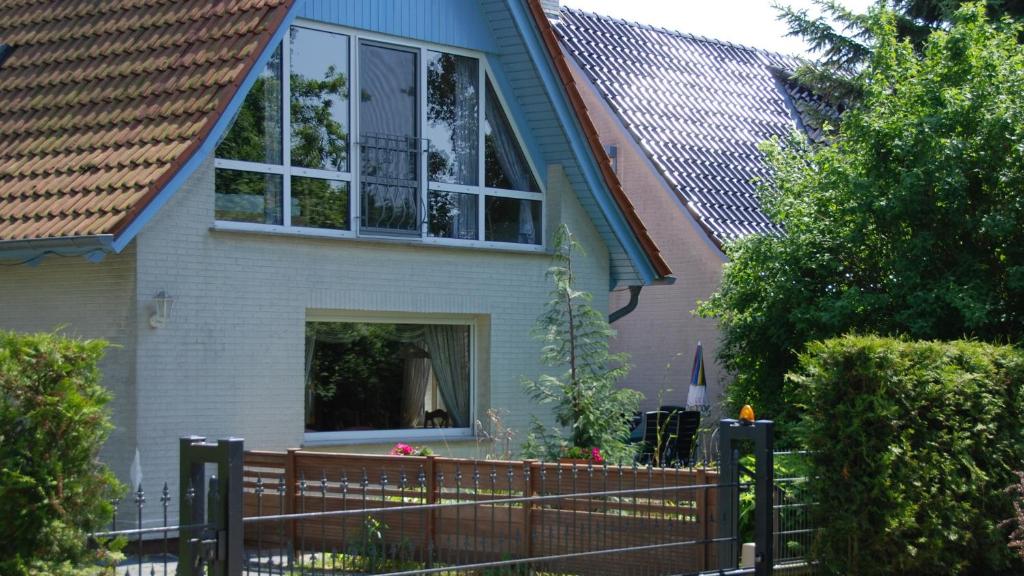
[559, 5, 803, 64]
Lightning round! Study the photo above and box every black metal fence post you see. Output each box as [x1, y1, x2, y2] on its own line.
[178, 436, 244, 576]
[718, 422, 740, 571]
[753, 421, 774, 576]
[718, 418, 775, 576]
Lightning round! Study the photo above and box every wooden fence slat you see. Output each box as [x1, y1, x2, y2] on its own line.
[243, 449, 720, 574]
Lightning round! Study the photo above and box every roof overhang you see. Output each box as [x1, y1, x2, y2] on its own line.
[0, 235, 114, 264]
[513, 0, 673, 287]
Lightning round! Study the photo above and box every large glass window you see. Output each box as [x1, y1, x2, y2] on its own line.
[484, 79, 539, 193]
[305, 322, 471, 433]
[290, 26, 350, 172]
[214, 24, 543, 248]
[215, 170, 283, 224]
[216, 45, 283, 165]
[426, 51, 479, 185]
[486, 196, 541, 244]
[359, 42, 420, 235]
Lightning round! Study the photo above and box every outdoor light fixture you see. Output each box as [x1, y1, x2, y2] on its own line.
[149, 291, 174, 329]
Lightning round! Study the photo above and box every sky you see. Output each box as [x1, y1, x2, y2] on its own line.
[560, 0, 875, 57]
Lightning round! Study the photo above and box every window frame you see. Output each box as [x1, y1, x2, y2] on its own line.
[302, 311, 478, 446]
[214, 19, 546, 252]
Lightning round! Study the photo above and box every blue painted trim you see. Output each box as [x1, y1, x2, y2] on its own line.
[502, 0, 660, 285]
[297, 0, 497, 53]
[111, 3, 303, 253]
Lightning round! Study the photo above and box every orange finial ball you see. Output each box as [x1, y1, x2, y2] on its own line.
[739, 404, 755, 423]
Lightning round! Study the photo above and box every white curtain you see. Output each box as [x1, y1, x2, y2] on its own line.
[400, 346, 432, 427]
[485, 82, 537, 244]
[424, 326, 470, 427]
[451, 55, 479, 186]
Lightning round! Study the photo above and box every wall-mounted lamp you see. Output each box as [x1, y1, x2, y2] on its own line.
[149, 291, 175, 329]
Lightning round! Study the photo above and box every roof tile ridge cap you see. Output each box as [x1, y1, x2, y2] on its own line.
[530, 0, 671, 278]
[108, 0, 295, 239]
[560, 4, 802, 63]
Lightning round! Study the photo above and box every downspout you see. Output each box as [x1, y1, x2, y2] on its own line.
[609, 285, 642, 323]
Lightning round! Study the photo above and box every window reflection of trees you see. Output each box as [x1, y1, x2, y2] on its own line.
[290, 67, 349, 171]
[426, 52, 479, 186]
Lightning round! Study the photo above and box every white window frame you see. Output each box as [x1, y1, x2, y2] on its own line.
[302, 312, 477, 446]
[214, 19, 546, 253]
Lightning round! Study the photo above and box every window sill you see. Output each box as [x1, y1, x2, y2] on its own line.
[303, 428, 475, 447]
[211, 221, 548, 254]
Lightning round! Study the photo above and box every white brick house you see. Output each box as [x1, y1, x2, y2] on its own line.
[0, 0, 671, 509]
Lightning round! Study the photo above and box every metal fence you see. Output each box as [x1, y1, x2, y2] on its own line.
[86, 421, 817, 575]
[772, 451, 815, 573]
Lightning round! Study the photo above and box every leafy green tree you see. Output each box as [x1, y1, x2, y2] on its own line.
[698, 5, 1024, 427]
[0, 331, 123, 575]
[521, 225, 642, 462]
[776, 0, 1024, 103]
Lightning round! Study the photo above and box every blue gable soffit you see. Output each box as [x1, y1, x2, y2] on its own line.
[110, 3, 304, 253]
[298, 0, 497, 52]
[502, 0, 662, 286]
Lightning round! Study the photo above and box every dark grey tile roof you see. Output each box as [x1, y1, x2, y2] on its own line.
[556, 7, 809, 244]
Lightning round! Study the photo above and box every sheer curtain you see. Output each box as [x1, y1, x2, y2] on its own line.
[485, 84, 537, 244]
[400, 345, 432, 427]
[450, 55, 479, 186]
[424, 326, 470, 428]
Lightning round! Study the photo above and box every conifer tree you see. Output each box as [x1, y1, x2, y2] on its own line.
[521, 225, 642, 462]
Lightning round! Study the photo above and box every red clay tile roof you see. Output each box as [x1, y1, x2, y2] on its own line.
[524, 0, 672, 280]
[0, 0, 293, 242]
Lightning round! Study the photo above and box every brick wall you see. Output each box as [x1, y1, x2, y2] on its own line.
[570, 63, 730, 419]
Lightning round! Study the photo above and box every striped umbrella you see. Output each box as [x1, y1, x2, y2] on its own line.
[686, 341, 709, 413]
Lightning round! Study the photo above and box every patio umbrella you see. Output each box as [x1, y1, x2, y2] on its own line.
[686, 341, 709, 413]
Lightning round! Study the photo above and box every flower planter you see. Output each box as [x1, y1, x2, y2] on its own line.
[558, 458, 595, 466]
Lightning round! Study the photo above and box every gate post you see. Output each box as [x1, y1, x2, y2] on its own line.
[717, 419, 774, 576]
[179, 436, 245, 576]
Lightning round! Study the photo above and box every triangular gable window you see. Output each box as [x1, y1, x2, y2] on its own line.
[213, 22, 543, 248]
[484, 78, 539, 193]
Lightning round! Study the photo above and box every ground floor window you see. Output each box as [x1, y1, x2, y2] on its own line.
[304, 321, 471, 435]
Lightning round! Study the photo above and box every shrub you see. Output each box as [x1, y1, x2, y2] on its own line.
[0, 330, 123, 575]
[788, 335, 1024, 575]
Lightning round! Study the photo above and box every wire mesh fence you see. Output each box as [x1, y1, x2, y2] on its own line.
[771, 451, 816, 574]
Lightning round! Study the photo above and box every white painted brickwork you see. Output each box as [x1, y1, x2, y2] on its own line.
[0, 248, 139, 484]
[128, 154, 609, 520]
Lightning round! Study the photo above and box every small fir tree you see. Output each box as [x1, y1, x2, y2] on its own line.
[521, 225, 642, 462]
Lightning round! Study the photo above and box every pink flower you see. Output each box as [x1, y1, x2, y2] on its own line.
[590, 447, 604, 464]
[390, 443, 414, 456]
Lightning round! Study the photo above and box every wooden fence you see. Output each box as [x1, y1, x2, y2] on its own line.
[243, 449, 720, 575]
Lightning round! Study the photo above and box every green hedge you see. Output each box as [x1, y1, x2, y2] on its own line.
[0, 331, 123, 576]
[788, 336, 1024, 575]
